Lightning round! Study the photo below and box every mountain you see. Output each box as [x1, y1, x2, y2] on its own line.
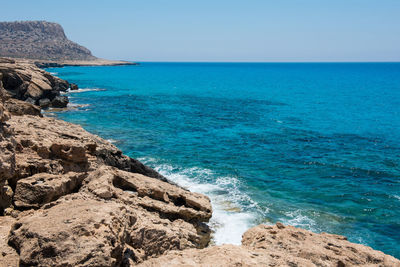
[0, 21, 96, 61]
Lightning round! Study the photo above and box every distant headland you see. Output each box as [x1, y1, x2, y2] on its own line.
[0, 21, 136, 67]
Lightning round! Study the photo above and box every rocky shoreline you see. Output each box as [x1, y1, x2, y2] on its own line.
[32, 59, 138, 68]
[0, 21, 137, 68]
[0, 59, 399, 266]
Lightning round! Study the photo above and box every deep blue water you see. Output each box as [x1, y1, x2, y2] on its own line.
[47, 63, 400, 258]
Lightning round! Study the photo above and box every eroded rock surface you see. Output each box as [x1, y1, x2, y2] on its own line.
[9, 115, 166, 181]
[0, 80, 16, 215]
[0, 72, 213, 265]
[4, 98, 41, 116]
[0, 216, 18, 266]
[8, 196, 133, 266]
[138, 223, 400, 267]
[0, 57, 70, 108]
[13, 172, 86, 208]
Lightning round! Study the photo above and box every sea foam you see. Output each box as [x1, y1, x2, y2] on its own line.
[68, 88, 106, 93]
[139, 158, 261, 245]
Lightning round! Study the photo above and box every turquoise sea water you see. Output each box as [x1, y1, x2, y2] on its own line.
[47, 63, 400, 258]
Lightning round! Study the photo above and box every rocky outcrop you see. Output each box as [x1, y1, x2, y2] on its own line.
[8, 196, 134, 266]
[0, 71, 213, 265]
[8, 114, 167, 181]
[0, 78, 16, 216]
[0, 58, 70, 108]
[0, 21, 136, 66]
[4, 98, 42, 116]
[138, 223, 400, 267]
[0, 216, 18, 266]
[0, 21, 96, 61]
[13, 172, 86, 208]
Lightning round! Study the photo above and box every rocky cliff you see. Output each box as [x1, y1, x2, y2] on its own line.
[0, 21, 96, 61]
[0, 61, 212, 266]
[0, 57, 70, 108]
[0, 60, 399, 266]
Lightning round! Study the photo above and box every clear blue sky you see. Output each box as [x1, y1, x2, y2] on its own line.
[2, 0, 400, 62]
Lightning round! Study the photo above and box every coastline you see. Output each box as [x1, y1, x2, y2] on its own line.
[0, 58, 399, 266]
[33, 58, 138, 68]
[1, 57, 137, 68]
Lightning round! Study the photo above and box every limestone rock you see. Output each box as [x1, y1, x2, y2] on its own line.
[0, 21, 96, 61]
[0, 77, 11, 123]
[51, 95, 69, 108]
[38, 98, 51, 108]
[5, 98, 41, 116]
[138, 223, 400, 267]
[0, 83, 16, 183]
[0, 142, 15, 182]
[84, 166, 212, 221]
[242, 223, 400, 266]
[0, 58, 70, 108]
[7, 166, 212, 265]
[70, 83, 79, 90]
[2, 109, 213, 264]
[0, 101, 9, 123]
[136, 244, 311, 267]
[13, 172, 86, 208]
[82, 166, 212, 261]
[0, 216, 18, 266]
[0, 181, 13, 213]
[9, 114, 167, 180]
[8, 196, 134, 266]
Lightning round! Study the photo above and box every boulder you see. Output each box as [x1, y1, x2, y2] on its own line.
[38, 98, 51, 108]
[25, 97, 36, 105]
[51, 95, 68, 108]
[70, 83, 78, 90]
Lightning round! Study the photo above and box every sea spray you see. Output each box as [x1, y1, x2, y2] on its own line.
[140, 157, 264, 245]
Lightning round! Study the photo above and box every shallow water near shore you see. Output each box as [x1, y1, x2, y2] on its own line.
[48, 62, 400, 258]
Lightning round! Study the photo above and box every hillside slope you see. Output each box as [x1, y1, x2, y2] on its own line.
[0, 21, 96, 61]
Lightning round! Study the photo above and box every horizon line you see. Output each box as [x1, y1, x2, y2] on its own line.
[123, 60, 400, 64]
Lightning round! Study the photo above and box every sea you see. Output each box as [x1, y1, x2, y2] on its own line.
[46, 62, 400, 258]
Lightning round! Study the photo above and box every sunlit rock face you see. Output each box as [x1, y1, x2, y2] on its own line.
[0, 21, 96, 61]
